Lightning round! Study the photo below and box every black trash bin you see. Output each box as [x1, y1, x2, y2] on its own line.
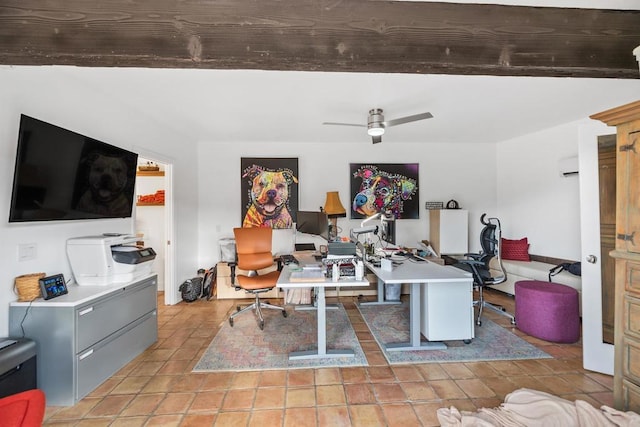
[0, 338, 37, 398]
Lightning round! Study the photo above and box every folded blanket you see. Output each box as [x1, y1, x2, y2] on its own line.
[436, 388, 640, 427]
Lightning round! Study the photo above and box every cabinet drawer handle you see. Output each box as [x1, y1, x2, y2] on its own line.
[78, 307, 94, 316]
[79, 349, 94, 360]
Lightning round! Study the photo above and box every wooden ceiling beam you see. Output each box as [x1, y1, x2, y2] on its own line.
[0, 1, 638, 78]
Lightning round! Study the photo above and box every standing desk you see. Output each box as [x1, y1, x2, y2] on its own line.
[364, 259, 474, 351]
[276, 265, 368, 360]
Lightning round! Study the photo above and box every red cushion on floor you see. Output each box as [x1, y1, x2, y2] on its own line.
[0, 389, 46, 427]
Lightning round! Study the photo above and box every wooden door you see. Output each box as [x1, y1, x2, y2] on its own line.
[598, 135, 616, 344]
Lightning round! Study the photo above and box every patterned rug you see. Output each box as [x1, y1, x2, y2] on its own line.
[193, 303, 367, 372]
[357, 301, 551, 364]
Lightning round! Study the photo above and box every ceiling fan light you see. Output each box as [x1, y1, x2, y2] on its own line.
[367, 124, 385, 136]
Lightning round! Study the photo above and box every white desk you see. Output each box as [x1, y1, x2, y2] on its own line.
[364, 259, 473, 351]
[277, 265, 368, 360]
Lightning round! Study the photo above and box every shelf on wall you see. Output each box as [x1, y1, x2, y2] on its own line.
[136, 202, 164, 206]
[136, 171, 165, 177]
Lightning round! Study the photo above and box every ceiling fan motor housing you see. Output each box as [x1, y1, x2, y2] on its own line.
[368, 108, 385, 135]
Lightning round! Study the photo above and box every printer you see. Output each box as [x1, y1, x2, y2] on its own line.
[67, 234, 156, 285]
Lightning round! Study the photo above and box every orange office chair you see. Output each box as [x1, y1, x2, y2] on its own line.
[228, 227, 287, 330]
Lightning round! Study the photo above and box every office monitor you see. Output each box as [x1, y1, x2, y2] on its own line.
[295, 211, 329, 241]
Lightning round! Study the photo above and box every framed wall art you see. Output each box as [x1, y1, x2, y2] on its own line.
[350, 163, 419, 220]
[240, 158, 299, 229]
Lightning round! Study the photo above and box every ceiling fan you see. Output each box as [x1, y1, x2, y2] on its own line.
[323, 108, 433, 144]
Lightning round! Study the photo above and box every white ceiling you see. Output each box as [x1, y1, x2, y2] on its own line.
[66, 67, 639, 145]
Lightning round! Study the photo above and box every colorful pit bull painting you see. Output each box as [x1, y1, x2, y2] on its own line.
[241, 163, 299, 229]
[351, 164, 418, 219]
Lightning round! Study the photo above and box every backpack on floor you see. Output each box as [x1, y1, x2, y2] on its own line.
[179, 277, 203, 302]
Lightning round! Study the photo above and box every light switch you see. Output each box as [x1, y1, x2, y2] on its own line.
[18, 243, 37, 261]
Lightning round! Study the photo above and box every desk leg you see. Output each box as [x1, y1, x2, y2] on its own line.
[359, 278, 402, 306]
[386, 283, 447, 351]
[288, 286, 355, 360]
[295, 287, 339, 312]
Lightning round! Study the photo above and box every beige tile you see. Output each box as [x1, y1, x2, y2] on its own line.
[221, 389, 256, 411]
[285, 387, 316, 408]
[154, 392, 195, 415]
[315, 367, 342, 385]
[349, 404, 386, 426]
[318, 406, 351, 427]
[259, 370, 288, 387]
[253, 387, 286, 409]
[248, 409, 284, 426]
[316, 384, 347, 406]
[180, 413, 216, 427]
[455, 379, 496, 399]
[345, 383, 376, 405]
[189, 391, 225, 412]
[50, 397, 101, 420]
[214, 411, 251, 426]
[120, 394, 164, 417]
[430, 379, 467, 400]
[381, 402, 421, 427]
[441, 363, 475, 379]
[401, 382, 438, 401]
[230, 371, 261, 389]
[284, 407, 317, 427]
[145, 415, 182, 427]
[86, 395, 135, 417]
[373, 383, 407, 402]
[287, 369, 315, 387]
[341, 367, 369, 383]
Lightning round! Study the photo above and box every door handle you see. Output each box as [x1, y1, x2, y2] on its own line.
[586, 255, 597, 264]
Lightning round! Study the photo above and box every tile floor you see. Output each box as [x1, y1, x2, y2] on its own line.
[43, 289, 612, 426]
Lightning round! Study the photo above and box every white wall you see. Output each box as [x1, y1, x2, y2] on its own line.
[0, 66, 200, 336]
[197, 141, 499, 266]
[497, 120, 584, 260]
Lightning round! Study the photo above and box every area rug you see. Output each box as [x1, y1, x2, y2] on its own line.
[357, 301, 551, 364]
[193, 304, 367, 372]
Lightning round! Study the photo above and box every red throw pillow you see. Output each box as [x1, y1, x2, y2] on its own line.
[501, 237, 530, 261]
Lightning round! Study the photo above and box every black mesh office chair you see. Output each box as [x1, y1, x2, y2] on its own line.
[456, 214, 516, 326]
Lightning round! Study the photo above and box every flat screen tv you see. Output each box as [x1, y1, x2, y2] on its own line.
[9, 114, 139, 222]
[295, 210, 329, 241]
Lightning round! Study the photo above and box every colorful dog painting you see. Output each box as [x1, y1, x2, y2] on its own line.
[351, 164, 418, 219]
[242, 164, 298, 228]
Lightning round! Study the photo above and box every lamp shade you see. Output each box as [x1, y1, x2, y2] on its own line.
[324, 191, 346, 217]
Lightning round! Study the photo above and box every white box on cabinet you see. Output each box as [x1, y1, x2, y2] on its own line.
[429, 209, 469, 255]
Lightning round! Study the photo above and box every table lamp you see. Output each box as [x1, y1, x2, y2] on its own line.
[323, 191, 346, 241]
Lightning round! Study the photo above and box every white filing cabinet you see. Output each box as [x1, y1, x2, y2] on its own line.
[429, 209, 469, 255]
[420, 279, 474, 342]
[9, 275, 158, 406]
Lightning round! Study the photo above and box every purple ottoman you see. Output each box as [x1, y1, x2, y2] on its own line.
[515, 280, 580, 343]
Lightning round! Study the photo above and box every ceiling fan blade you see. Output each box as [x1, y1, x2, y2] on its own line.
[372, 135, 382, 144]
[385, 112, 433, 127]
[322, 122, 366, 128]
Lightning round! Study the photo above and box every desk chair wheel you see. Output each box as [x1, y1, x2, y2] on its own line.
[236, 305, 242, 312]
[476, 319, 482, 327]
[258, 320, 264, 330]
[282, 310, 288, 318]
[229, 318, 234, 327]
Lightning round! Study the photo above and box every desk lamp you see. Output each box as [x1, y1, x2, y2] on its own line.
[323, 191, 346, 241]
